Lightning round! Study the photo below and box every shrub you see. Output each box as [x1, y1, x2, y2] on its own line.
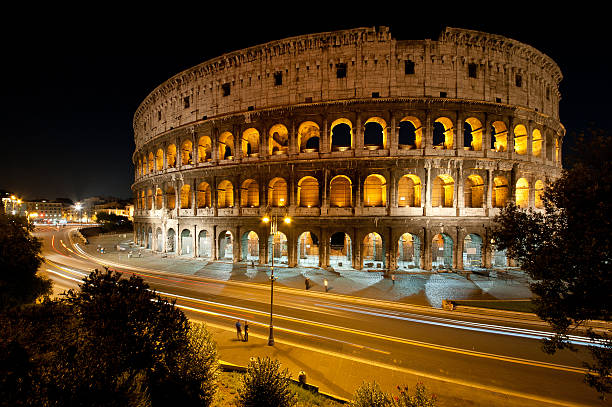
[237, 357, 297, 407]
[393, 382, 437, 407]
[351, 382, 437, 407]
[351, 382, 391, 407]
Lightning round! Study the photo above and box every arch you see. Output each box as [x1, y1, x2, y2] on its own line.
[146, 189, 153, 210]
[217, 180, 234, 208]
[156, 148, 164, 171]
[166, 228, 176, 253]
[297, 176, 320, 207]
[219, 131, 234, 160]
[463, 117, 483, 151]
[268, 177, 288, 207]
[535, 180, 545, 209]
[491, 121, 508, 152]
[156, 227, 163, 252]
[197, 182, 212, 208]
[513, 124, 528, 155]
[268, 124, 289, 155]
[268, 231, 288, 265]
[198, 230, 211, 258]
[397, 233, 421, 269]
[398, 175, 421, 207]
[330, 118, 353, 151]
[363, 232, 385, 268]
[364, 117, 387, 149]
[146, 226, 152, 249]
[546, 133, 554, 160]
[463, 233, 483, 269]
[432, 175, 455, 207]
[139, 190, 145, 211]
[240, 179, 260, 207]
[433, 117, 454, 149]
[363, 174, 386, 207]
[493, 247, 508, 268]
[141, 157, 147, 175]
[167, 144, 177, 168]
[464, 174, 484, 208]
[138, 158, 143, 176]
[181, 140, 193, 165]
[198, 136, 212, 162]
[515, 178, 529, 208]
[218, 230, 233, 260]
[242, 128, 260, 157]
[298, 121, 320, 152]
[297, 231, 319, 266]
[180, 184, 191, 209]
[180, 229, 193, 255]
[329, 175, 352, 207]
[398, 116, 422, 149]
[432, 233, 453, 269]
[532, 129, 542, 157]
[155, 188, 163, 209]
[241, 231, 259, 261]
[493, 176, 509, 208]
[330, 232, 352, 270]
[148, 152, 154, 173]
[555, 137, 561, 163]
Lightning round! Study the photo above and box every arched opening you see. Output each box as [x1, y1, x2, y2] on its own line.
[181, 229, 192, 255]
[464, 174, 484, 208]
[363, 117, 386, 150]
[514, 125, 528, 155]
[555, 137, 561, 163]
[532, 129, 542, 157]
[241, 231, 259, 261]
[146, 189, 153, 210]
[298, 121, 320, 153]
[297, 176, 319, 207]
[156, 149, 164, 171]
[329, 175, 352, 207]
[167, 144, 177, 168]
[398, 175, 421, 207]
[463, 234, 483, 269]
[433, 117, 454, 149]
[217, 180, 234, 208]
[463, 118, 483, 151]
[491, 121, 508, 152]
[546, 133, 554, 160]
[242, 128, 260, 157]
[493, 176, 509, 208]
[198, 136, 212, 162]
[363, 232, 384, 268]
[398, 117, 422, 149]
[167, 228, 176, 253]
[268, 124, 289, 156]
[268, 231, 288, 265]
[148, 152, 154, 173]
[330, 232, 351, 270]
[180, 184, 191, 209]
[432, 175, 454, 207]
[432, 233, 453, 269]
[181, 140, 193, 165]
[397, 233, 421, 269]
[515, 178, 529, 208]
[197, 182, 212, 208]
[198, 230, 211, 258]
[218, 231, 233, 260]
[298, 232, 319, 266]
[146, 227, 152, 250]
[268, 178, 287, 207]
[330, 118, 352, 151]
[219, 131, 234, 160]
[155, 188, 163, 210]
[156, 228, 163, 252]
[363, 174, 386, 207]
[535, 180, 544, 209]
[493, 247, 508, 268]
[240, 179, 260, 207]
[138, 158, 142, 176]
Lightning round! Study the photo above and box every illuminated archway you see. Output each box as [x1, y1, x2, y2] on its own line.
[364, 117, 387, 149]
[397, 233, 421, 269]
[532, 129, 542, 157]
[464, 117, 483, 151]
[180, 184, 191, 209]
[155, 188, 163, 209]
[398, 117, 422, 149]
[363, 174, 386, 207]
[363, 232, 384, 268]
[433, 117, 454, 149]
[463, 234, 483, 269]
[242, 128, 260, 157]
[330, 118, 352, 151]
[217, 180, 234, 208]
[167, 144, 177, 168]
[398, 175, 421, 207]
[297, 232, 319, 266]
[156, 148, 164, 171]
[219, 131, 234, 160]
[218, 231, 233, 260]
[493, 176, 509, 208]
[515, 178, 529, 208]
[181, 140, 193, 165]
[535, 180, 544, 209]
[198, 230, 211, 258]
[241, 231, 259, 261]
[268, 231, 288, 265]
[156, 227, 163, 252]
[166, 228, 176, 253]
[432, 233, 453, 269]
[146, 189, 153, 210]
[464, 174, 484, 208]
[268, 178, 287, 207]
[297, 176, 319, 207]
[148, 152, 154, 173]
[197, 182, 211, 208]
[491, 121, 508, 152]
[198, 136, 212, 162]
[432, 175, 454, 207]
[513, 125, 528, 155]
[240, 179, 259, 207]
[330, 232, 351, 270]
[181, 229, 192, 255]
[268, 124, 289, 155]
[298, 121, 320, 152]
[329, 175, 352, 207]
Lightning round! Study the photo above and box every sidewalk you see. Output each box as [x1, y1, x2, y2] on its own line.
[82, 233, 533, 309]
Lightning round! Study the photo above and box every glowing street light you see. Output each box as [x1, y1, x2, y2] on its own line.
[74, 202, 83, 224]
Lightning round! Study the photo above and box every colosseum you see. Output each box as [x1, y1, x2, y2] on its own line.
[132, 26, 563, 272]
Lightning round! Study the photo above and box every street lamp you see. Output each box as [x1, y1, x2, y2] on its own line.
[262, 213, 291, 346]
[74, 202, 83, 224]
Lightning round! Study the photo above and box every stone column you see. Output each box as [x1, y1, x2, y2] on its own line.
[423, 227, 431, 271]
[212, 177, 218, 217]
[234, 125, 242, 161]
[211, 127, 219, 163]
[289, 118, 297, 156]
[288, 229, 297, 267]
[232, 228, 240, 263]
[423, 111, 432, 149]
[321, 117, 329, 154]
[388, 227, 398, 271]
[388, 113, 397, 154]
[456, 164, 464, 215]
[424, 164, 432, 213]
[455, 228, 463, 270]
[527, 120, 534, 158]
[486, 169, 493, 209]
[212, 226, 218, 260]
[390, 170, 398, 209]
[193, 225, 198, 258]
[353, 228, 362, 270]
[261, 125, 269, 159]
[354, 113, 363, 151]
[320, 228, 329, 268]
[456, 113, 464, 151]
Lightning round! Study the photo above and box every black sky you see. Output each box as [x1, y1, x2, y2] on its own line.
[4, 7, 610, 201]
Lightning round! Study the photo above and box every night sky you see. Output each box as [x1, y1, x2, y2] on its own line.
[5, 8, 609, 202]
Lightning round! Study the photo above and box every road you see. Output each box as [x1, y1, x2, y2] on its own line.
[36, 226, 609, 406]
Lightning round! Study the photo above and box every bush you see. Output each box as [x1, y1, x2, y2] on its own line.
[351, 382, 437, 407]
[351, 382, 391, 407]
[237, 357, 297, 407]
[393, 383, 437, 407]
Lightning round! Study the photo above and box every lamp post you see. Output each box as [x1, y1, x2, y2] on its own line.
[74, 202, 82, 225]
[262, 213, 291, 346]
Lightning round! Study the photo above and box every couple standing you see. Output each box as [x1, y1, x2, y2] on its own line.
[235, 320, 249, 341]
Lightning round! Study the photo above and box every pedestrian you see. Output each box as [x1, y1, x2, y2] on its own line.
[392, 274, 395, 285]
[235, 320, 243, 341]
[244, 320, 249, 342]
[305, 278, 310, 290]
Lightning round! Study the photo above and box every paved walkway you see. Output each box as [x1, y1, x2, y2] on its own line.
[82, 233, 533, 308]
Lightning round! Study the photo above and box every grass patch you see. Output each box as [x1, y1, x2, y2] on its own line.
[453, 299, 535, 313]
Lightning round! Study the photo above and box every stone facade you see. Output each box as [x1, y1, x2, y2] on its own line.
[132, 26, 564, 271]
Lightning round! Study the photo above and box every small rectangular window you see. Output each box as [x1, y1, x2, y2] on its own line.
[336, 63, 347, 78]
[372, 92, 380, 98]
[222, 83, 231, 97]
[468, 63, 477, 78]
[184, 96, 190, 109]
[247, 106, 254, 111]
[157, 111, 161, 121]
[496, 97, 502, 103]
[405, 60, 415, 75]
[515, 74, 522, 87]
[304, 97, 313, 103]
[274, 71, 283, 86]
[440, 91, 447, 98]
[546, 87, 550, 100]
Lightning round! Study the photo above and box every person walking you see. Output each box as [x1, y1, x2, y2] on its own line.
[243, 320, 249, 342]
[235, 320, 243, 341]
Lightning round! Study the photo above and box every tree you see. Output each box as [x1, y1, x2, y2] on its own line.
[94, 212, 133, 232]
[0, 213, 52, 310]
[492, 129, 611, 397]
[237, 357, 297, 407]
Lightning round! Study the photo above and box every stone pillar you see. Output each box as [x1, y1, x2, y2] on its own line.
[177, 223, 182, 256]
[212, 226, 218, 260]
[320, 228, 329, 268]
[354, 114, 362, 151]
[211, 127, 219, 163]
[390, 171, 398, 209]
[321, 117, 329, 154]
[508, 117, 516, 154]
[388, 113, 397, 154]
[486, 169, 493, 209]
[388, 227, 398, 271]
[289, 170, 296, 208]
[234, 125, 242, 161]
[322, 169, 329, 213]
[456, 113, 464, 151]
[191, 180, 197, 211]
[289, 118, 297, 156]
[483, 114, 491, 157]
[456, 164, 464, 214]
[353, 228, 362, 270]
[425, 164, 432, 213]
[261, 125, 269, 159]
[423, 228, 431, 271]
[527, 120, 533, 157]
[423, 111, 432, 149]
[288, 229, 297, 267]
[455, 228, 463, 270]
[483, 228, 492, 268]
[193, 225, 198, 258]
[212, 177, 218, 217]
[528, 176, 536, 209]
[232, 229, 240, 263]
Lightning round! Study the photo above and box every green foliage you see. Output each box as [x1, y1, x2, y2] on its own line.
[351, 382, 437, 407]
[0, 213, 52, 310]
[237, 357, 297, 407]
[492, 129, 612, 398]
[351, 382, 391, 407]
[95, 212, 133, 232]
[392, 383, 437, 407]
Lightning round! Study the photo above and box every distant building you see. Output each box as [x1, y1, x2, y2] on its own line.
[94, 201, 134, 221]
[25, 200, 63, 223]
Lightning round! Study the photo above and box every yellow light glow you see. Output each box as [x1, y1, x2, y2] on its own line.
[30, 213, 38, 218]
[262, 216, 270, 223]
[283, 216, 291, 224]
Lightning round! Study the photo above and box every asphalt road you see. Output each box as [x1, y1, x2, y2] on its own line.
[36, 226, 610, 406]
